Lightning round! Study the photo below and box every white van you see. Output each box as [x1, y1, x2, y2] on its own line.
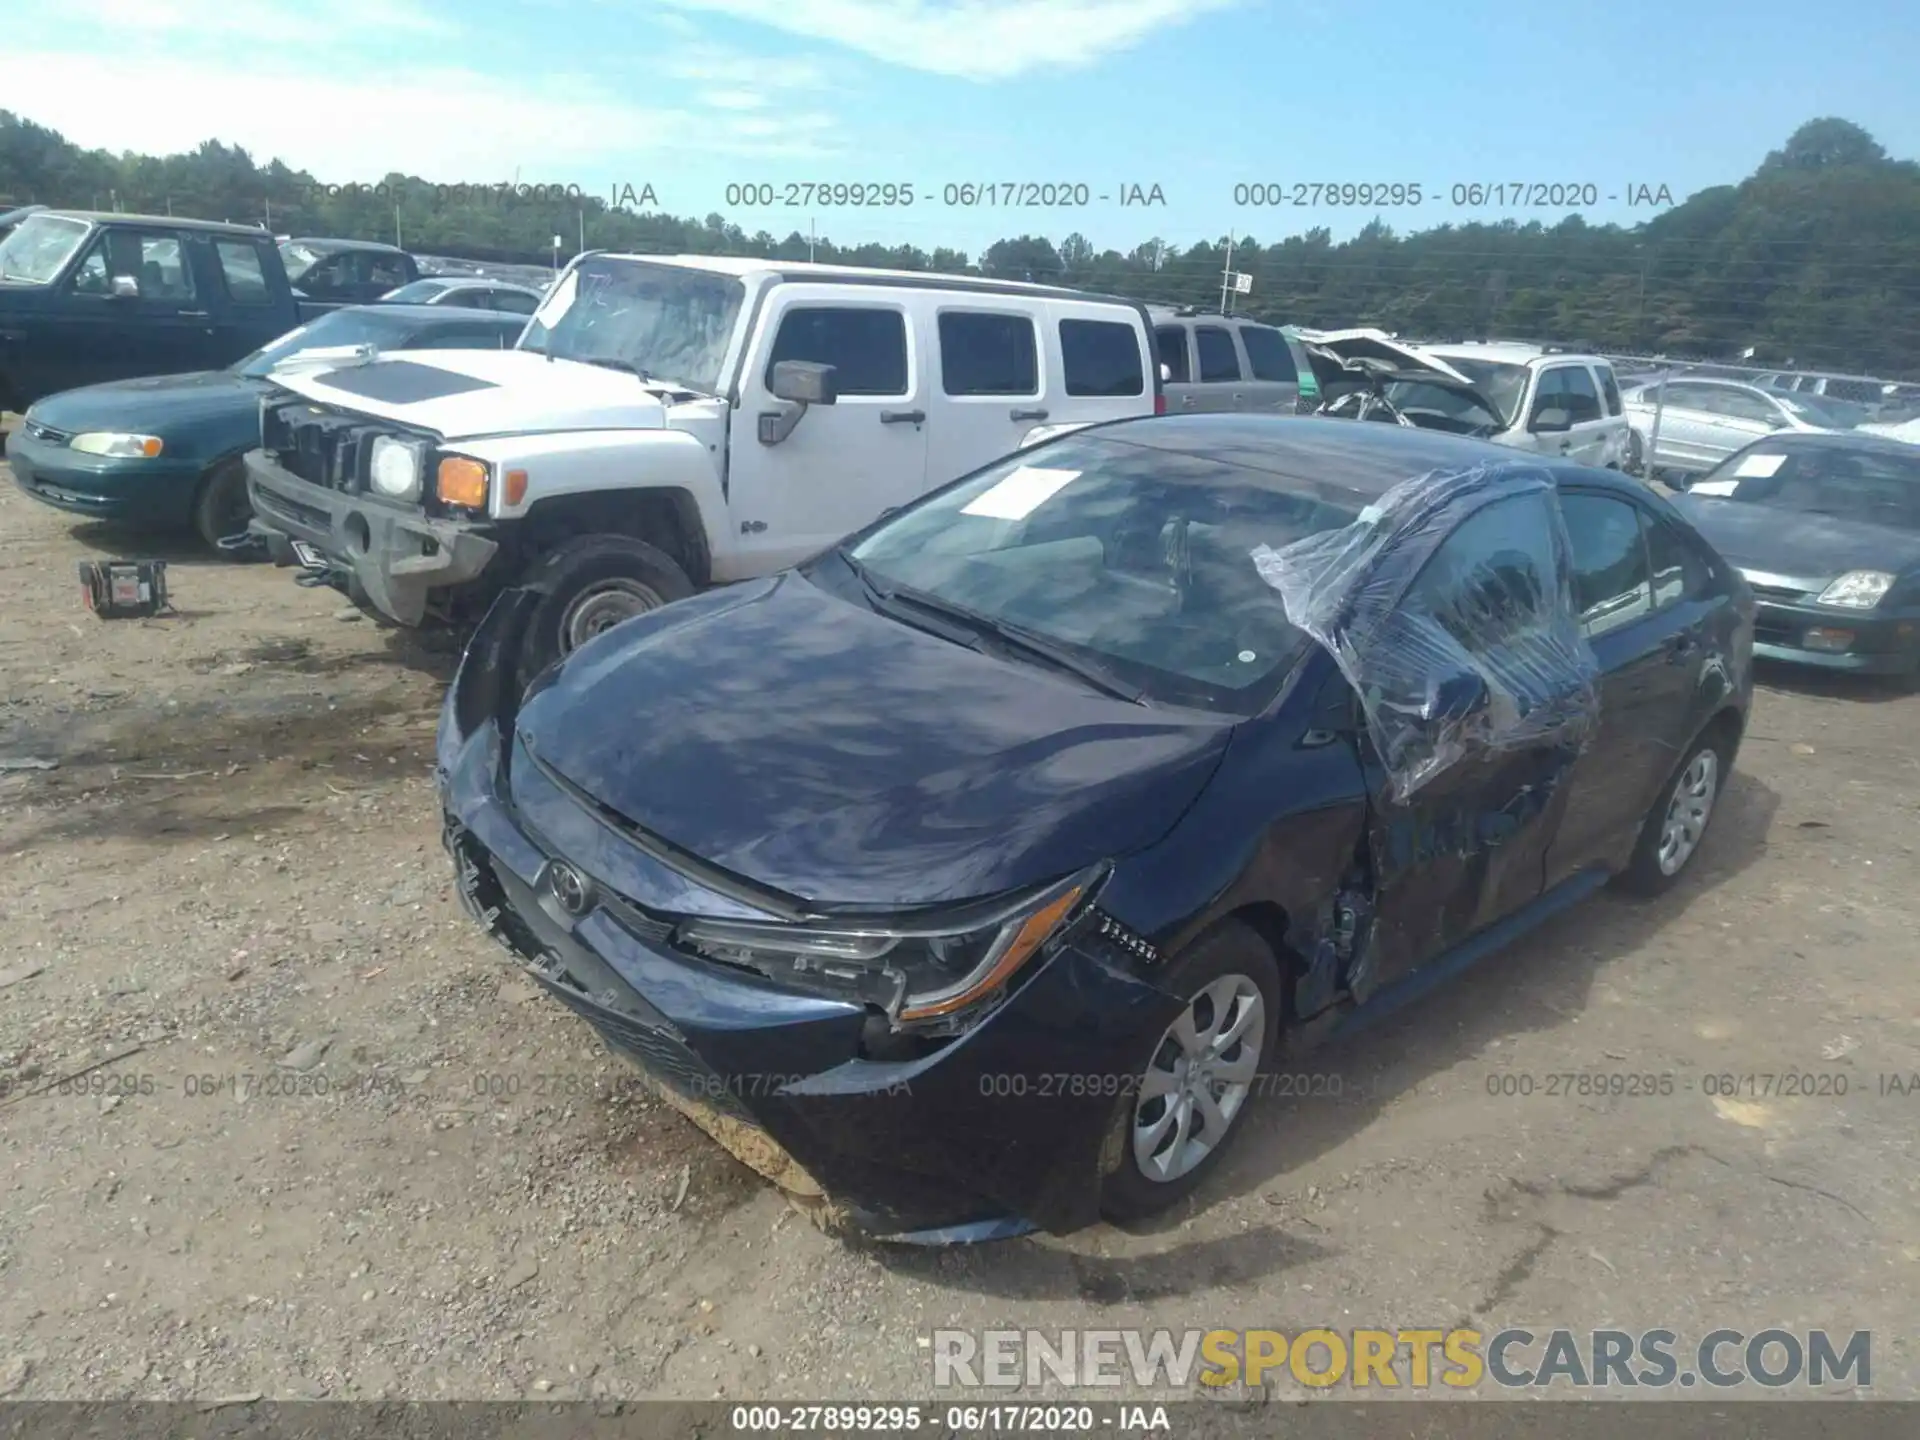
[243, 253, 1163, 675]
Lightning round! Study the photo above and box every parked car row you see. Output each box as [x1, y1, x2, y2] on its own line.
[14, 233, 1920, 1244]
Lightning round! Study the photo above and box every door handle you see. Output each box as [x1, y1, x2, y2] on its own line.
[1180, 394, 1197, 408]
[178, 310, 210, 319]
[1010, 407, 1048, 422]
[879, 409, 925, 425]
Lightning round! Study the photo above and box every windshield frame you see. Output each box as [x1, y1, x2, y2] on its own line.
[0, 213, 93, 286]
[516, 256, 747, 396]
[810, 429, 1363, 716]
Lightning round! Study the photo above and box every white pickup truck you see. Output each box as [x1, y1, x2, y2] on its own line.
[243, 252, 1163, 678]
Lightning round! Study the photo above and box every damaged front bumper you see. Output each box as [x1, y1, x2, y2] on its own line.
[243, 447, 499, 626]
[433, 595, 1180, 1242]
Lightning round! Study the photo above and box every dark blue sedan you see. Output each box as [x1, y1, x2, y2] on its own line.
[10, 304, 524, 549]
[436, 416, 1754, 1243]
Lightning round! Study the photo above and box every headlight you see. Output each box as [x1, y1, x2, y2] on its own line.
[1818, 570, 1896, 608]
[368, 436, 425, 499]
[676, 867, 1103, 1031]
[70, 432, 163, 458]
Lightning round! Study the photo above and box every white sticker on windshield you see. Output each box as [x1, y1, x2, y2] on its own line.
[961, 466, 1082, 521]
[530, 270, 577, 328]
[1687, 478, 1741, 496]
[1733, 452, 1787, 478]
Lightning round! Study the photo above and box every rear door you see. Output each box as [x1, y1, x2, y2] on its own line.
[925, 302, 1048, 482]
[1637, 381, 1722, 472]
[206, 234, 288, 364]
[1235, 322, 1301, 412]
[1189, 323, 1244, 412]
[1359, 490, 1589, 989]
[1156, 321, 1199, 412]
[1559, 363, 1611, 466]
[725, 285, 929, 573]
[1044, 300, 1153, 431]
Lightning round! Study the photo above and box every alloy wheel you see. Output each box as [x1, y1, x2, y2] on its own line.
[1132, 973, 1265, 1183]
[1657, 749, 1718, 876]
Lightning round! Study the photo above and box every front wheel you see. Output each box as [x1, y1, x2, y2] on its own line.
[515, 534, 695, 686]
[1625, 429, 1645, 476]
[1099, 920, 1281, 1222]
[1617, 731, 1729, 896]
[192, 458, 253, 553]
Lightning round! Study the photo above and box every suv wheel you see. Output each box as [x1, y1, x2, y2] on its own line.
[1617, 730, 1729, 896]
[1099, 920, 1280, 1222]
[517, 535, 694, 685]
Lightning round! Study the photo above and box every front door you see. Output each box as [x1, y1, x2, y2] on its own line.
[48, 226, 222, 389]
[1354, 488, 1591, 988]
[724, 285, 930, 575]
[1235, 322, 1301, 413]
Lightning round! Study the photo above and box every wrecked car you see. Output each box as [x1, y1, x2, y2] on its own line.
[436, 414, 1753, 1242]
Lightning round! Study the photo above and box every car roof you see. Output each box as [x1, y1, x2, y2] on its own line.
[1423, 341, 1610, 369]
[284, 236, 412, 255]
[1069, 414, 1623, 503]
[334, 303, 522, 322]
[585, 252, 1141, 307]
[33, 210, 273, 239]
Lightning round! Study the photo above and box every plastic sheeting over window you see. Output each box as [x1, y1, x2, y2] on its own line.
[1252, 463, 1601, 801]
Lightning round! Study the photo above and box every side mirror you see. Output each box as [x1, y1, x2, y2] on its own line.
[760, 360, 838, 446]
[110, 275, 141, 299]
[1159, 362, 1173, 383]
[1531, 406, 1572, 434]
[1421, 668, 1489, 726]
[770, 360, 837, 406]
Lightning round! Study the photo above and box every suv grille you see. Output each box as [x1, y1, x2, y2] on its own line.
[261, 394, 428, 495]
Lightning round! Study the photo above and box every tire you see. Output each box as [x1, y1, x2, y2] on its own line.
[192, 458, 253, 554]
[1625, 429, 1645, 476]
[1098, 920, 1282, 1223]
[1616, 728, 1731, 896]
[515, 533, 695, 685]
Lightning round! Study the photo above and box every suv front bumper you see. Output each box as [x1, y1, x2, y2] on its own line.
[243, 447, 499, 626]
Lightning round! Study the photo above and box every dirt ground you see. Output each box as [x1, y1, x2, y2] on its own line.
[1, 448, 1917, 1405]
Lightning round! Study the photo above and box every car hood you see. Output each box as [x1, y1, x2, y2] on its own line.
[1295, 328, 1477, 386]
[512, 572, 1234, 910]
[269, 347, 670, 438]
[27, 369, 261, 432]
[1671, 494, 1920, 586]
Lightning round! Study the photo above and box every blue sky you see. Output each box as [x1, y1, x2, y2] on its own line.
[11, 0, 1920, 259]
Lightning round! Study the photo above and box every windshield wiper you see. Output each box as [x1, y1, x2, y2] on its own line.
[839, 551, 1146, 704]
[580, 356, 654, 380]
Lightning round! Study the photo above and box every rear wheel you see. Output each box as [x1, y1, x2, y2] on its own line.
[192, 458, 253, 554]
[1617, 729, 1729, 896]
[1625, 429, 1645, 476]
[1099, 920, 1281, 1222]
[515, 534, 695, 685]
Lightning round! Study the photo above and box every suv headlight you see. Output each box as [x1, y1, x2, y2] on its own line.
[368, 436, 425, 500]
[70, 432, 163, 458]
[1818, 570, 1895, 608]
[676, 866, 1103, 1031]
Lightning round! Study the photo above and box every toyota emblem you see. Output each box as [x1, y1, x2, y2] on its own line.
[547, 863, 591, 916]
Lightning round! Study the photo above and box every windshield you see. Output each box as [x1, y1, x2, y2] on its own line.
[231, 308, 426, 378]
[381, 279, 452, 303]
[278, 241, 325, 283]
[0, 213, 92, 285]
[1429, 358, 1530, 427]
[1380, 377, 1502, 434]
[831, 433, 1359, 713]
[518, 257, 744, 395]
[1694, 445, 1920, 530]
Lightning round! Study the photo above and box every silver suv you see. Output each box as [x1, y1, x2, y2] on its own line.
[1150, 307, 1315, 414]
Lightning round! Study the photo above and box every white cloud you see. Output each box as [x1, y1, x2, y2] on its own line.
[60, 0, 455, 40]
[4, 51, 842, 184]
[650, 0, 1244, 80]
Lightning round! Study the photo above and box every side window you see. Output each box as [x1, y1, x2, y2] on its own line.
[215, 241, 272, 305]
[299, 254, 351, 296]
[1239, 325, 1298, 382]
[1561, 366, 1602, 423]
[1717, 389, 1779, 424]
[766, 305, 909, 397]
[1644, 513, 1715, 609]
[67, 230, 197, 302]
[1406, 493, 1564, 653]
[1559, 494, 1654, 637]
[1597, 365, 1623, 417]
[1194, 325, 1241, 383]
[1154, 325, 1190, 384]
[1527, 368, 1568, 428]
[1058, 318, 1144, 397]
[368, 255, 410, 290]
[1660, 382, 1716, 411]
[413, 323, 513, 350]
[938, 310, 1039, 396]
[492, 290, 540, 315]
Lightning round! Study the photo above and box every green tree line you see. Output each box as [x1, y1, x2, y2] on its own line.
[4, 113, 1917, 377]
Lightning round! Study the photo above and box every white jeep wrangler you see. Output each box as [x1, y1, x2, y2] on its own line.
[243, 252, 1162, 676]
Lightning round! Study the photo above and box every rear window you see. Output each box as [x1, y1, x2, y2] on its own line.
[938, 310, 1039, 396]
[1155, 325, 1190, 384]
[1240, 325, 1298, 382]
[1059, 318, 1144, 397]
[1195, 326, 1240, 384]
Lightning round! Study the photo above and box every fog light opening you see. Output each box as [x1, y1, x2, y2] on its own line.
[342, 512, 373, 558]
[1804, 627, 1855, 653]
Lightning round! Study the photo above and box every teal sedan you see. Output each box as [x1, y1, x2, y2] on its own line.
[10, 304, 525, 550]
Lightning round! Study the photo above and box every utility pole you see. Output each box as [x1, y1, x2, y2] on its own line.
[809, 218, 817, 262]
[1219, 237, 1234, 315]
